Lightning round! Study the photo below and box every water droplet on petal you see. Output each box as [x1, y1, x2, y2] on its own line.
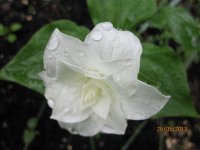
[47, 36, 59, 50]
[117, 28, 123, 31]
[64, 107, 70, 112]
[47, 100, 54, 107]
[48, 55, 52, 58]
[102, 22, 113, 30]
[91, 29, 102, 41]
[77, 49, 85, 56]
[71, 128, 78, 134]
[123, 59, 132, 66]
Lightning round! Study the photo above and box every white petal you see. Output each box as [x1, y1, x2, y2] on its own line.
[56, 58, 84, 83]
[45, 59, 92, 123]
[59, 114, 105, 136]
[92, 95, 111, 119]
[101, 99, 127, 134]
[110, 64, 139, 97]
[57, 57, 107, 80]
[50, 82, 91, 123]
[45, 82, 61, 108]
[84, 22, 142, 90]
[42, 58, 85, 108]
[121, 80, 170, 120]
[39, 71, 57, 108]
[51, 108, 91, 123]
[85, 22, 142, 62]
[44, 28, 94, 78]
[44, 24, 142, 81]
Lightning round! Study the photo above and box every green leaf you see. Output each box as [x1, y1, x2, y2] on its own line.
[150, 7, 200, 51]
[0, 20, 89, 94]
[7, 34, 17, 43]
[139, 43, 199, 117]
[23, 130, 36, 145]
[0, 23, 6, 36]
[27, 117, 38, 129]
[87, 0, 157, 29]
[10, 22, 22, 32]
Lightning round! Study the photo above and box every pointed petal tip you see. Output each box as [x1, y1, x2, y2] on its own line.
[53, 28, 60, 33]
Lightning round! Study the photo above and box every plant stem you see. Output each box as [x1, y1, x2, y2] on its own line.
[22, 101, 46, 150]
[90, 137, 96, 150]
[121, 121, 148, 150]
[37, 101, 47, 119]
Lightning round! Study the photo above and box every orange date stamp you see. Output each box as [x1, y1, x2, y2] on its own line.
[156, 126, 188, 132]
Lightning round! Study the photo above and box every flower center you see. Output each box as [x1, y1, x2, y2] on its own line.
[80, 78, 110, 109]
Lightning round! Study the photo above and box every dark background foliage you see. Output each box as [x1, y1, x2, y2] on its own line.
[0, 0, 200, 150]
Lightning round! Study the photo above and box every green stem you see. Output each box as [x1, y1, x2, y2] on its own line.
[121, 121, 148, 150]
[22, 101, 47, 150]
[90, 137, 96, 150]
[37, 101, 47, 119]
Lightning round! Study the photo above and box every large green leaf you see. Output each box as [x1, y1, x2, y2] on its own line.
[87, 0, 157, 29]
[150, 7, 200, 51]
[139, 43, 199, 117]
[0, 20, 89, 94]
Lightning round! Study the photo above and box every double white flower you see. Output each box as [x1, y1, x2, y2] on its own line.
[40, 22, 170, 136]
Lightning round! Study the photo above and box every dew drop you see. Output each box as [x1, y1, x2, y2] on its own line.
[117, 28, 123, 31]
[47, 100, 54, 108]
[71, 128, 78, 134]
[91, 29, 102, 41]
[101, 22, 113, 30]
[47, 36, 59, 50]
[64, 107, 70, 112]
[123, 59, 132, 66]
[77, 49, 85, 56]
[48, 55, 52, 58]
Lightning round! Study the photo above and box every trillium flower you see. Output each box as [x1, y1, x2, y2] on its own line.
[40, 22, 170, 136]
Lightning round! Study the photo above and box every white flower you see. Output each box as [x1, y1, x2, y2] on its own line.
[40, 22, 170, 136]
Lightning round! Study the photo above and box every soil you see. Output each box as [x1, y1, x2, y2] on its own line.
[0, 0, 200, 150]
